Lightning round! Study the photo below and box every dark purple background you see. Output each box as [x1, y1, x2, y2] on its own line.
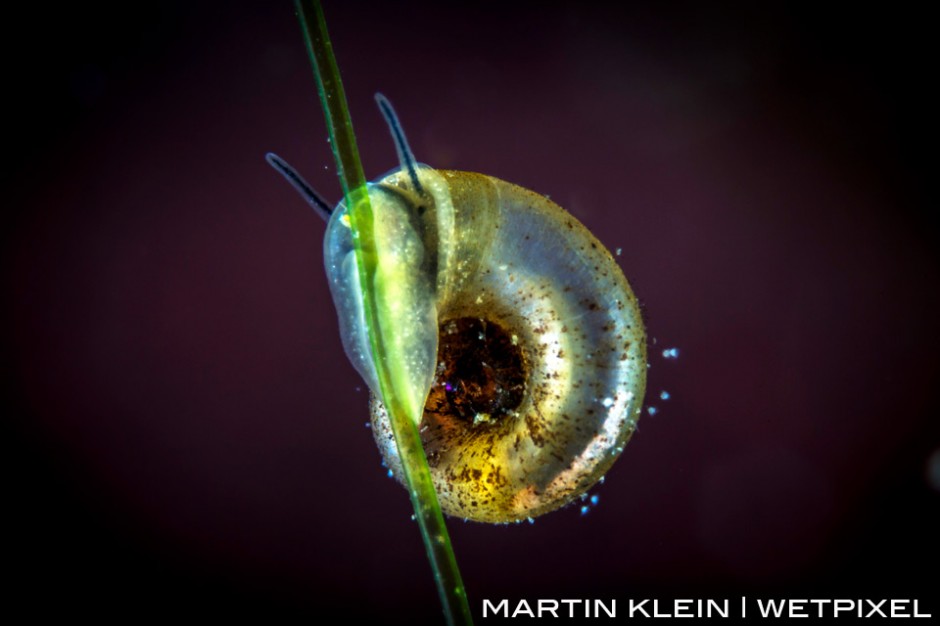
[6, 2, 937, 622]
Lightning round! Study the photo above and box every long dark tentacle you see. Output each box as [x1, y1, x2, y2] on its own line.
[374, 94, 424, 195]
[266, 152, 333, 221]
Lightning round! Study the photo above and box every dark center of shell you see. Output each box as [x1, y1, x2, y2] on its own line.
[425, 317, 526, 426]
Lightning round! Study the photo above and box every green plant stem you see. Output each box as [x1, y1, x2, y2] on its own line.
[293, 2, 473, 625]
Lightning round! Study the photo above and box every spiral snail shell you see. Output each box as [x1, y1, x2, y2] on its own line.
[269, 96, 646, 524]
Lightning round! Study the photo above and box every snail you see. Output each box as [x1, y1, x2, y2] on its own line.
[268, 95, 646, 523]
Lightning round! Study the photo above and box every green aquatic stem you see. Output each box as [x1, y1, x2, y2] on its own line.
[293, 2, 473, 625]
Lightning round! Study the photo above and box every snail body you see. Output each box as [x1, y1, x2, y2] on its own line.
[270, 97, 646, 524]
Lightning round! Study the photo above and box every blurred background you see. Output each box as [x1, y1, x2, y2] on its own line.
[4, 1, 937, 622]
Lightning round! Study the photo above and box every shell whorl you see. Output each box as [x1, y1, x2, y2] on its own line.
[352, 168, 647, 523]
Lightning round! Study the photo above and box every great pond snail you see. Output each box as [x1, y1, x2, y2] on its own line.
[268, 95, 647, 523]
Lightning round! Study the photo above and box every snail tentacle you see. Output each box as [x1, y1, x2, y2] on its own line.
[375, 93, 424, 196]
[266, 152, 333, 221]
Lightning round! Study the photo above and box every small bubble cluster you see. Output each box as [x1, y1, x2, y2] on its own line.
[579, 493, 601, 516]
